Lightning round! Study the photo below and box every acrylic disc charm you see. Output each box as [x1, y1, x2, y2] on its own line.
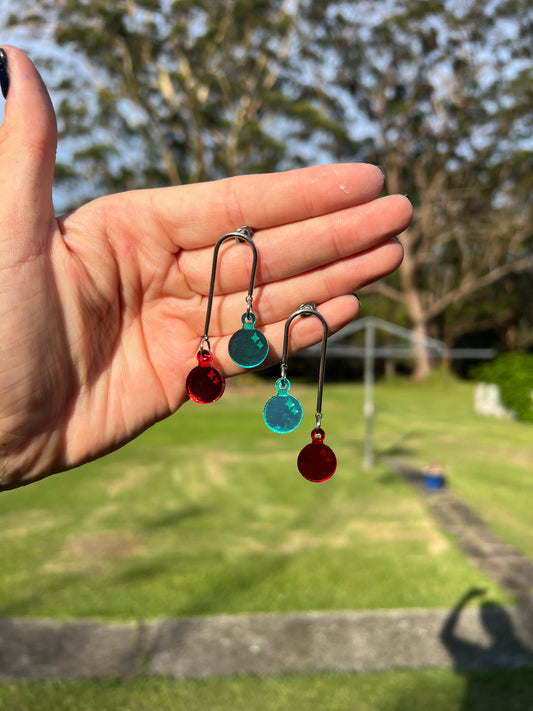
[186, 352, 225, 404]
[228, 312, 269, 369]
[297, 427, 337, 482]
[263, 378, 303, 433]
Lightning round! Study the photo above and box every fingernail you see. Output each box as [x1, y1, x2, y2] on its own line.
[352, 293, 361, 306]
[0, 48, 9, 99]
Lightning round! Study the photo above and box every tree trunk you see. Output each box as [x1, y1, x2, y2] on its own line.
[400, 237, 432, 380]
[410, 321, 432, 380]
[384, 359, 396, 379]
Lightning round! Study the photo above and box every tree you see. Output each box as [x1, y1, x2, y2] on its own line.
[7, 0, 351, 211]
[301, 0, 533, 377]
[8, 0, 533, 378]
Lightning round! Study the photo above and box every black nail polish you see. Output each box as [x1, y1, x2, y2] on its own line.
[0, 48, 10, 99]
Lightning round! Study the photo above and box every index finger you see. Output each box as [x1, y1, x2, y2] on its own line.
[145, 163, 385, 250]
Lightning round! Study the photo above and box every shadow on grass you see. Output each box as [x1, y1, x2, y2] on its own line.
[455, 669, 533, 711]
[179, 553, 292, 617]
[439, 588, 533, 711]
[0, 576, 84, 618]
[377, 430, 420, 458]
[140, 504, 212, 530]
[386, 668, 533, 711]
[109, 546, 292, 618]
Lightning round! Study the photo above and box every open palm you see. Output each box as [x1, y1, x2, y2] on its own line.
[0, 47, 412, 489]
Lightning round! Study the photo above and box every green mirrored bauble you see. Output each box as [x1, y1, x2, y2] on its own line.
[228, 312, 269, 368]
[263, 378, 303, 433]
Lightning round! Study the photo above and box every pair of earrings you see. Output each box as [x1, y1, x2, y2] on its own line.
[185, 227, 336, 483]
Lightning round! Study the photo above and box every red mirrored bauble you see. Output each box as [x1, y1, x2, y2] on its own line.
[297, 428, 337, 482]
[186, 352, 225, 404]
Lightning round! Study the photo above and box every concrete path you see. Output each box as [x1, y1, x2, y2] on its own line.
[1, 606, 533, 681]
[390, 459, 533, 595]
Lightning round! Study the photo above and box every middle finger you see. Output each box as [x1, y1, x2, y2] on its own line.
[177, 194, 412, 295]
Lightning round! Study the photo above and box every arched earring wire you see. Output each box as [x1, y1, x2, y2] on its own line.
[263, 303, 337, 481]
[186, 226, 269, 404]
[293, 305, 337, 482]
[200, 226, 256, 358]
[281, 303, 328, 433]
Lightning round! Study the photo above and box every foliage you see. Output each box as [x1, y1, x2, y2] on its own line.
[471, 352, 533, 422]
[301, 0, 533, 376]
[2, 0, 353, 208]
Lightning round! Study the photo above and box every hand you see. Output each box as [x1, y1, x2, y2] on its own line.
[0, 47, 412, 489]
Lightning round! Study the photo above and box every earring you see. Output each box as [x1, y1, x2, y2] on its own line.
[186, 226, 268, 404]
[264, 303, 337, 482]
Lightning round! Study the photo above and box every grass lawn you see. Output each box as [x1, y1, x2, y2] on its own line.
[1, 374, 520, 620]
[1, 372, 533, 708]
[1, 669, 533, 710]
[372, 374, 533, 561]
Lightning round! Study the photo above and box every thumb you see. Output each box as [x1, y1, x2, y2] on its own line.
[0, 46, 57, 260]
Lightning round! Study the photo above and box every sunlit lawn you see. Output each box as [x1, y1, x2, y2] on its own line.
[1, 373, 533, 709]
[372, 373, 533, 561]
[2, 373, 522, 620]
[0, 377, 533, 711]
[1, 669, 533, 711]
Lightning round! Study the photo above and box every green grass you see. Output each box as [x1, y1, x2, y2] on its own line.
[372, 373, 533, 561]
[2, 373, 533, 708]
[1, 375, 518, 620]
[2, 668, 533, 710]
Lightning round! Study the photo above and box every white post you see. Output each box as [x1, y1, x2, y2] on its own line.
[363, 318, 375, 470]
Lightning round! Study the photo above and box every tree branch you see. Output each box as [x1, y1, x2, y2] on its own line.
[362, 281, 405, 304]
[427, 253, 533, 320]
